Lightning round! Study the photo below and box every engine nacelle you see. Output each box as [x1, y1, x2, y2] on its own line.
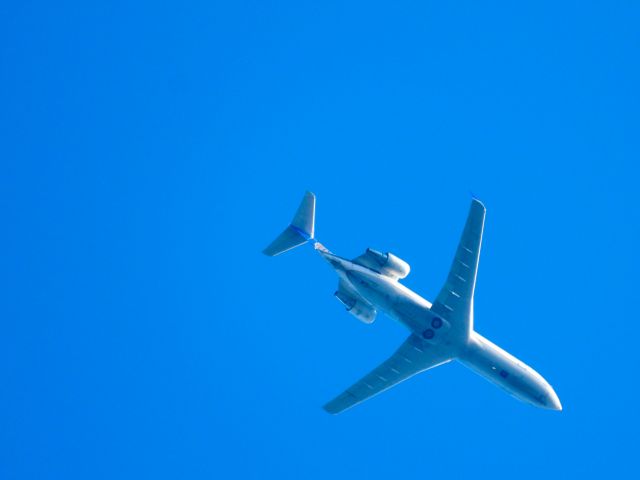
[365, 248, 411, 279]
[335, 290, 377, 324]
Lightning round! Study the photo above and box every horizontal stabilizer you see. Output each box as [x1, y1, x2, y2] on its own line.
[263, 226, 309, 256]
[263, 191, 316, 256]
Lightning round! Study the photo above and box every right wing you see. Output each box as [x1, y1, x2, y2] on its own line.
[323, 334, 452, 414]
[430, 199, 486, 335]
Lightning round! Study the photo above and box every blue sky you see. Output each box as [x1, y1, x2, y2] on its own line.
[1, 1, 639, 478]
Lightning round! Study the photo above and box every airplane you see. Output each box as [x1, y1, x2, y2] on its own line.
[263, 192, 562, 414]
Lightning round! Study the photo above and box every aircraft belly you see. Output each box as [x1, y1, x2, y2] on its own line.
[459, 333, 551, 407]
[390, 297, 431, 332]
[347, 272, 420, 331]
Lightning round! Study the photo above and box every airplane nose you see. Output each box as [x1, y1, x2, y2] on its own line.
[549, 390, 562, 411]
[541, 386, 562, 411]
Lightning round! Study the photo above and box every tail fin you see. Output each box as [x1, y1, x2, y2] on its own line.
[263, 191, 316, 256]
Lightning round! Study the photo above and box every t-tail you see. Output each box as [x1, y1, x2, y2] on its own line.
[263, 191, 316, 256]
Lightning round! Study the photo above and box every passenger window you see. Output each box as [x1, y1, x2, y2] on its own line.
[499, 370, 509, 378]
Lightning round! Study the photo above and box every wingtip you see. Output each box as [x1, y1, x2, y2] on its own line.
[469, 194, 486, 211]
[322, 404, 341, 415]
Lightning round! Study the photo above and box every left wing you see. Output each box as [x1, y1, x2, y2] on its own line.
[323, 335, 452, 414]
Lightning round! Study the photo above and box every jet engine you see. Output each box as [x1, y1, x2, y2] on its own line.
[364, 248, 411, 279]
[334, 290, 377, 324]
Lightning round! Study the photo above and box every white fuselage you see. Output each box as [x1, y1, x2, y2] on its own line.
[322, 250, 562, 410]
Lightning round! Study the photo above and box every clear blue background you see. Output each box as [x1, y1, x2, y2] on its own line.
[1, 1, 638, 478]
